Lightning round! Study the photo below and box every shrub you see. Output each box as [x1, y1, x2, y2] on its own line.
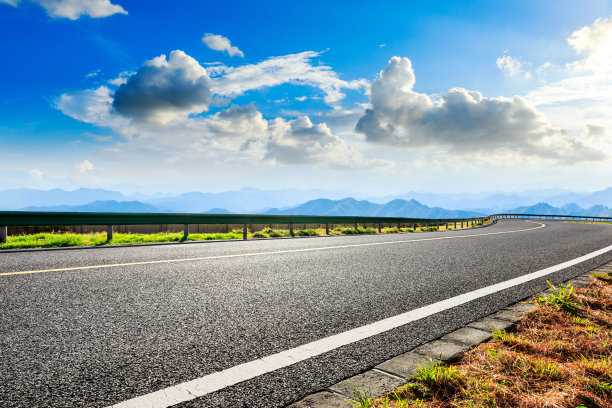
[384, 227, 400, 233]
[268, 229, 286, 237]
[252, 231, 267, 238]
[296, 229, 317, 236]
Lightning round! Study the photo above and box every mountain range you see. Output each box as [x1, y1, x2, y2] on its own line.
[264, 198, 483, 218]
[0, 187, 611, 218]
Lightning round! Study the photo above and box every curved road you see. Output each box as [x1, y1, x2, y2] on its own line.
[1, 220, 611, 407]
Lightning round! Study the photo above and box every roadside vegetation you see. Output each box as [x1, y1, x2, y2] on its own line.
[0, 219, 492, 250]
[565, 220, 612, 225]
[348, 274, 612, 408]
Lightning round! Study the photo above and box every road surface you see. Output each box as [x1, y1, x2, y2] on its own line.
[1, 220, 611, 407]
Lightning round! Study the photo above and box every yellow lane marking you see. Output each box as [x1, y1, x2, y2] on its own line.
[0, 221, 545, 277]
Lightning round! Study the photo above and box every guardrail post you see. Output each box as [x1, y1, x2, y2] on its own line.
[243, 224, 248, 240]
[289, 223, 294, 237]
[183, 224, 189, 240]
[378, 223, 381, 233]
[397, 222, 401, 230]
[354, 222, 358, 231]
[0, 225, 7, 244]
[107, 225, 113, 242]
[325, 223, 329, 235]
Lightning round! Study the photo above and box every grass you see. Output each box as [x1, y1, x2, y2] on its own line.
[536, 280, 581, 312]
[0, 231, 244, 249]
[0, 219, 491, 250]
[350, 275, 612, 408]
[565, 220, 612, 225]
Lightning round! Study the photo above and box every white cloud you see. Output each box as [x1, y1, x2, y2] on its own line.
[535, 62, 553, 75]
[86, 68, 101, 78]
[356, 57, 604, 164]
[3, 0, 127, 19]
[209, 51, 366, 107]
[76, 160, 94, 172]
[525, 15, 612, 118]
[582, 124, 606, 140]
[266, 116, 390, 169]
[57, 81, 387, 170]
[566, 15, 612, 73]
[112, 50, 211, 124]
[202, 34, 244, 58]
[29, 169, 43, 180]
[56, 85, 130, 129]
[203, 104, 268, 153]
[107, 70, 134, 86]
[496, 55, 531, 79]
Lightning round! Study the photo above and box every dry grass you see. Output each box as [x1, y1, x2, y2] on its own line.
[352, 273, 612, 408]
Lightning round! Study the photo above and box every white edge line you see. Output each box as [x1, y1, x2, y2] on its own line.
[108, 242, 612, 408]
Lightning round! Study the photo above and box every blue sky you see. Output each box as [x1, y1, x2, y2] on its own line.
[1, 0, 611, 194]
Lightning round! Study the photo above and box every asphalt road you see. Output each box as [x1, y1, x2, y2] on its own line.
[1, 220, 611, 407]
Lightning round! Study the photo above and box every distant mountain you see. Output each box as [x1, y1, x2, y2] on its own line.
[203, 208, 232, 214]
[372, 187, 612, 211]
[0, 188, 129, 210]
[22, 200, 161, 213]
[144, 187, 356, 213]
[574, 187, 612, 208]
[505, 202, 612, 217]
[265, 197, 485, 218]
[2, 187, 612, 215]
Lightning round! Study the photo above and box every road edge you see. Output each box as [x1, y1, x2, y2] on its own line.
[287, 259, 612, 407]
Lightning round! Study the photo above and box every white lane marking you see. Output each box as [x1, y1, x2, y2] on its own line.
[2, 221, 544, 277]
[108, 241, 612, 408]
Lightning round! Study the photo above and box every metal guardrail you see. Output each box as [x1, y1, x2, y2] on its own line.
[1, 211, 609, 244]
[0, 211, 490, 243]
[491, 213, 612, 222]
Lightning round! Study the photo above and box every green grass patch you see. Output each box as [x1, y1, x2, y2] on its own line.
[0, 231, 244, 250]
[565, 220, 612, 225]
[333, 226, 377, 235]
[536, 280, 580, 312]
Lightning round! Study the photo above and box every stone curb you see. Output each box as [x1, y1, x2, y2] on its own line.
[287, 260, 612, 407]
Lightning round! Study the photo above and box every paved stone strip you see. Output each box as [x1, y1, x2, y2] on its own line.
[287, 261, 611, 407]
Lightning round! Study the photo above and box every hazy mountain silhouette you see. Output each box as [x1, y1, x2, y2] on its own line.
[264, 197, 485, 218]
[21, 200, 160, 213]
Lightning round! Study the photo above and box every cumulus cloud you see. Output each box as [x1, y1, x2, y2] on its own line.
[76, 160, 94, 172]
[203, 104, 268, 152]
[112, 50, 211, 124]
[209, 51, 366, 107]
[3, 0, 127, 19]
[496, 55, 531, 79]
[356, 57, 604, 163]
[266, 116, 389, 169]
[567, 15, 612, 73]
[55, 79, 382, 169]
[56, 86, 129, 128]
[582, 124, 607, 140]
[202, 34, 244, 58]
[526, 16, 612, 109]
[108, 70, 134, 86]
